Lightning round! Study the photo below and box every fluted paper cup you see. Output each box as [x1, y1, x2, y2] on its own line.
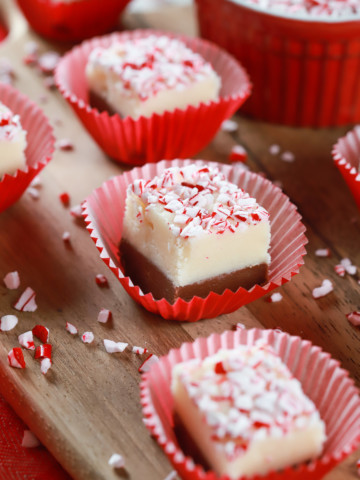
[55, 30, 251, 165]
[332, 126, 360, 210]
[82, 159, 307, 321]
[0, 84, 55, 214]
[140, 328, 360, 480]
[195, 0, 360, 127]
[16, 0, 132, 42]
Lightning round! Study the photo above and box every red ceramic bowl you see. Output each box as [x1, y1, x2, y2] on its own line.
[332, 126, 360, 210]
[141, 328, 360, 480]
[0, 84, 54, 213]
[195, 0, 360, 127]
[55, 29, 251, 165]
[16, 0, 132, 42]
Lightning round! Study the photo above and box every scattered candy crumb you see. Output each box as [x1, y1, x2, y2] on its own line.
[229, 144, 247, 163]
[32, 325, 49, 343]
[95, 274, 108, 288]
[56, 138, 74, 151]
[268, 292, 283, 303]
[315, 248, 331, 258]
[346, 311, 360, 327]
[280, 151, 295, 163]
[70, 205, 83, 218]
[132, 346, 148, 355]
[103, 339, 128, 353]
[138, 354, 159, 373]
[21, 430, 40, 448]
[235, 322, 245, 330]
[82, 332, 94, 344]
[269, 144, 280, 155]
[59, 192, 70, 207]
[62, 231, 71, 243]
[40, 358, 52, 375]
[66, 322, 78, 335]
[108, 453, 125, 469]
[97, 309, 112, 323]
[334, 264, 346, 277]
[38, 51, 60, 74]
[221, 119, 237, 132]
[27, 187, 40, 199]
[13, 287, 37, 312]
[29, 176, 41, 188]
[312, 279, 333, 299]
[35, 344, 52, 360]
[8, 348, 26, 369]
[0, 315, 18, 332]
[18, 331, 35, 350]
[341, 258, 357, 275]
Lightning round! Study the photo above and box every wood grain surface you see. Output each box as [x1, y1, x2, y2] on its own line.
[0, 1, 359, 479]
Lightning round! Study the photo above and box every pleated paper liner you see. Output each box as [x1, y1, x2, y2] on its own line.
[195, 0, 360, 127]
[0, 84, 55, 214]
[82, 159, 307, 321]
[140, 328, 360, 480]
[332, 126, 360, 211]
[16, 0, 132, 42]
[55, 30, 251, 165]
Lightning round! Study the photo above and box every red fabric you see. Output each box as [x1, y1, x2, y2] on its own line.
[0, 394, 71, 480]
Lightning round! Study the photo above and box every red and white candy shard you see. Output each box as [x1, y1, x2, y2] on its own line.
[312, 279, 333, 299]
[66, 322, 78, 335]
[18, 331, 35, 350]
[82, 331, 94, 344]
[3, 271, 20, 289]
[138, 354, 159, 373]
[229, 145, 248, 163]
[62, 231, 71, 242]
[30, 175, 41, 188]
[334, 264, 346, 277]
[8, 347, 25, 368]
[268, 292, 283, 303]
[281, 151, 295, 163]
[346, 311, 360, 327]
[59, 192, 70, 207]
[70, 204, 83, 218]
[27, 187, 40, 199]
[108, 453, 125, 469]
[95, 274, 108, 287]
[0, 315, 18, 332]
[40, 358, 52, 375]
[221, 119, 238, 132]
[21, 430, 40, 448]
[97, 309, 112, 323]
[35, 344, 52, 360]
[13, 287, 37, 312]
[32, 325, 49, 343]
[132, 346, 148, 355]
[235, 323, 245, 331]
[38, 51, 60, 74]
[341, 258, 357, 275]
[104, 339, 128, 353]
[315, 248, 331, 258]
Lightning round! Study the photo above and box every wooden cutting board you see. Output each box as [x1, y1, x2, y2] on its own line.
[0, 1, 359, 479]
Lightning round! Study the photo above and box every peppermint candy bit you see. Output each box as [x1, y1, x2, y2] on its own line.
[95, 274, 108, 288]
[32, 325, 49, 343]
[104, 339, 128, 353]
[221, 119, 238, 132]
[3, 271, 20, 289]
[269, 144, 280, 155]
[27, 187, 40, 199]
[98, 309, 112, 323]
[268, 292, 283, 303]
[8, 347, 26, 368]
[22, 430, 40, 448]
[14, 287, 37, 312]
[41, 358, 52, 375]
[108, 453, 125, 469]
[66, 322, 78, 335]
[56, 138, 74, 151]
[18, 331, 35, 350]
[35, 344, 52, 360]
[62, 231, 71, 243]
[70, 204, 83, 218]
[281, 151, 295, 163]
[138, 354, 159, 373]
[59, 192, 70, 207]
[38, 51, 60, 74]
[315, 248, 331, 258]
[229, 144, 248, 163]
[0, 315, 18, 332]
[235, 323, 245, 330]
[132, 346, 148, 355]
[82, 332, 94, 344]
[312, 279, 333, 299]
[346, 311, 360, 327]
[334, 264, 345, 277]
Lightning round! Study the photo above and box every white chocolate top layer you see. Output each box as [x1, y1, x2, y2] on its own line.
[0, 102, 27, 177]
[172, 342, 326, 478]
[122, 164, 271, 287]
[86, 35, 221, 119]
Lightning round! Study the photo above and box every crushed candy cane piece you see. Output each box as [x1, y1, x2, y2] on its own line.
[66, 322, 78, 335]
[221, 119, 238, 132]
[138, 354, 159, 373]
[14, 287, 37, 312]
[108, 453, 125, 469]
[340, 258, 357, 275]
[104, 339, 128, 353]
[315, 248, 331, 257]
[3, 271, 20, 289]
[268, 292, 283, 303]
[35, 344, 52, 360]
[163, 471, 177, 480]
[95, 274, 108, 287]
[32, 325, 49, 343]
[82, 331, 94, 344]
[132, 346, 148, 355]
[334, 264, 346, 277]
[27, 187, 40, 199]
[229, 144, 248, 163]
[312, 279, 333, 299]
[70, 204, 83, 218]
[281, 151, 295, 162]
[269, 144, 280, 155]
[8, 347, 25, 368]
[59, 192, 70, 207]
[21, 430, 40, 448]
[40, 358, 52, 375]
[56, 138, 74, 151]
[235, 322, 245, 330]
[38, 51, 60, 74]
[97, 308, 111, 323]
[30, 175, 41, 188]
[18, 331, 35, 350]
[346, 311, 360, 327]
[62, 231, 71, 243]
[0, 315, 18, 332]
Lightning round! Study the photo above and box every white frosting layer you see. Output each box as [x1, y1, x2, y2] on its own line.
[172, 343, 326, 479]
[86, 35, 221, 119]
[122, 164, 271, 287]
[0, 102, 27, 177]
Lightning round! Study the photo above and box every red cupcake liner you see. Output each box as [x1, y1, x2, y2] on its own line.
[140, 328, 360, 480]
[55, 29, 251, 165]
[332, 126, 360, 211]
[82, 159, 307, 321]
[0, 84, 55, 214]
[16, 0, 132, 42]
[195, 0, 360, 127]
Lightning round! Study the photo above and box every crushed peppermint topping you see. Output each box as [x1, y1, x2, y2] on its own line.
[132, 346, 148, 355]
[334, 264, 346, 277]
[95, 274, 109, 287]
[66, 322, 78, 335]
[174, 344, 322, 460]
[40, 358, 52, 375]
[221, 119, 238, 132]
[13, 287, 37, 312]
[268, 292, 283, 302]
[97, 309, 112, 323]
[108, 453, 125, 469]
[87, 35, 217, 102]
[340, 258, 357, 275]
[312, 279, 333, 298]
[315, 248, 331, 258]
[3, 271, 20, 289]
[32, 325, 49, 343]
[18, 331, 35, 350]
[0, 315, 18, 332]
[82, 331, 94, 344]
[0, 102, 26, 142]
[269, 144, 280, 155]
[127, 165, 269, 238]
[103, 339, 128, 353]
[8, 347, 26, 368]
[229, 144, 248, 163]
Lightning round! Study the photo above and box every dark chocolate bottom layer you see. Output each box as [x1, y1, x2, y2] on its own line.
[120, 239, 268, 303]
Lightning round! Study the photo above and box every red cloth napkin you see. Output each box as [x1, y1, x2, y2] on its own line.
[0, 393, 71, 480]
